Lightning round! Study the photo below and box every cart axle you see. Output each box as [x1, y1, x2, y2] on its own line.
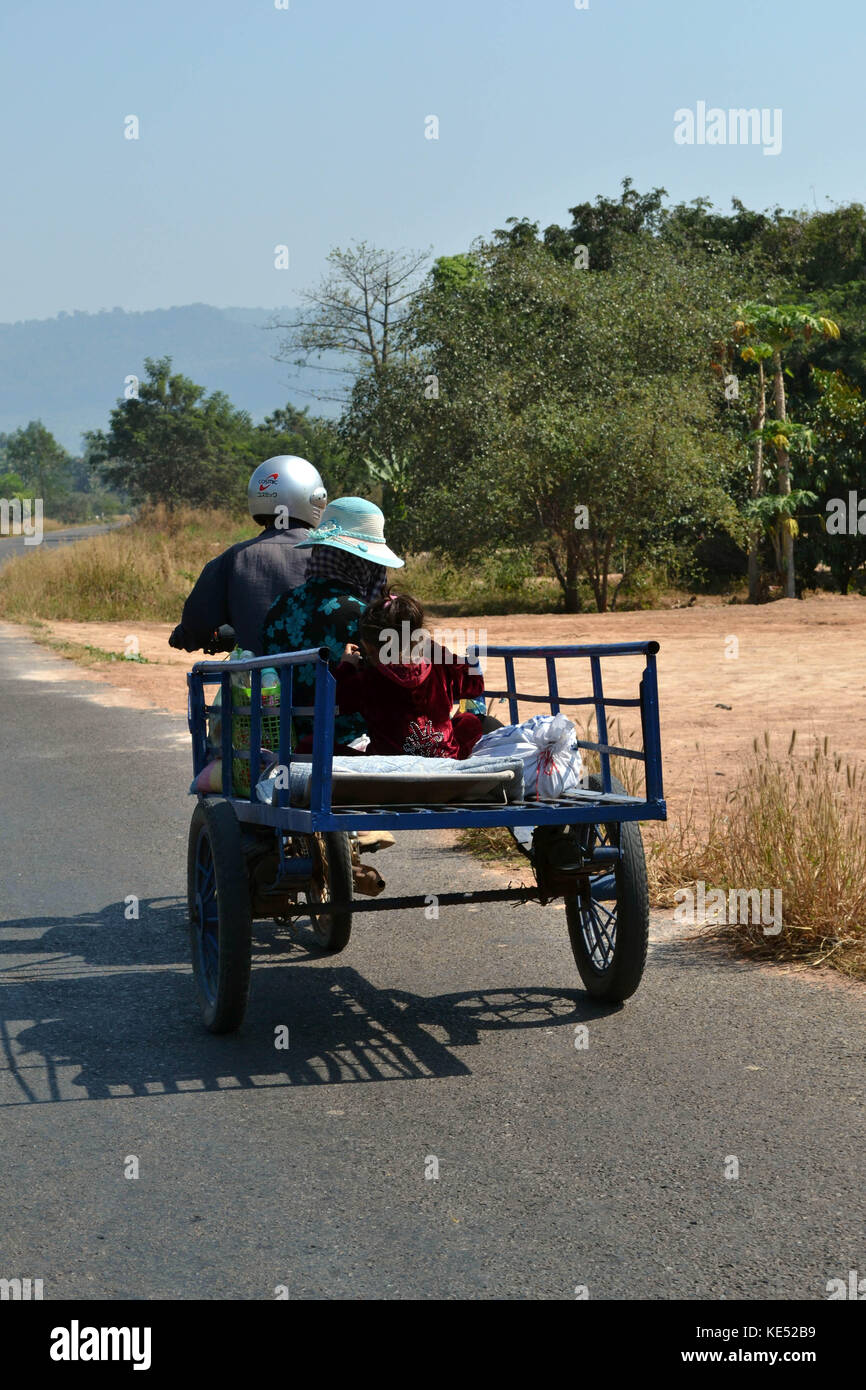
[275, 875, 617, 918]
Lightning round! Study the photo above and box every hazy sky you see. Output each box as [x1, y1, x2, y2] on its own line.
[2, 0, 863, 323]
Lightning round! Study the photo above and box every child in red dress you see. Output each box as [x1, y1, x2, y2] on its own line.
[334, 593, 486, 758]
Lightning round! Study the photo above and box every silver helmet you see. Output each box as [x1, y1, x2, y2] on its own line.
[247, 456, 327, 528]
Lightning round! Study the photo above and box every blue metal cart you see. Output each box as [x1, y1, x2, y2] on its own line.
[186, 642, 666, 1032]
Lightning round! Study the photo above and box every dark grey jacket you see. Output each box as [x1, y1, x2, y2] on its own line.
[176, 525, 311, 655]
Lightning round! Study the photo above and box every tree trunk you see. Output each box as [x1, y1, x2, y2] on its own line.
[772, 349, 795, 598]
[564, 532, 581, 613]
[587, 531, 604, 611]
[747, 362, 766, 603]
[598, 534, 614, 613]
[547, 538, 582, 613]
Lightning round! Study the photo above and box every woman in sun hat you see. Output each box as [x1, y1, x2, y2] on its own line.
[261, 497, 404, 749]
[296, 495, 403, 599]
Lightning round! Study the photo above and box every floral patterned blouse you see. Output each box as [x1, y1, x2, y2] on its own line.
[261, 578, 368, 745]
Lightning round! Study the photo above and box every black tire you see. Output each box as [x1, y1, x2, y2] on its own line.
[303, 832, 353, 952]
[565, 774, 649, 1003]
[187, 798, 253, 1033]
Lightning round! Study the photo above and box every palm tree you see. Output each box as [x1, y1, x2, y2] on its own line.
[734, 304, 840, 598]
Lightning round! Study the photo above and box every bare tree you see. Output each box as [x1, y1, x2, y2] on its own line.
[270, 241, 429, 405]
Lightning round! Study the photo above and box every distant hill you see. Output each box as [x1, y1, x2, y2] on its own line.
[0, 304, 336, 451]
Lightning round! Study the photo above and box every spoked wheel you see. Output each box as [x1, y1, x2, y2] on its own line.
[565, 774, 649, 1003]
[187, 798, 252, 1033]
[300, 832, 353, 952]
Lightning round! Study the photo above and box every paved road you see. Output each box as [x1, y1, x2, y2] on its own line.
[0, 521, 125, 570]
[0, 622, 863, 1300]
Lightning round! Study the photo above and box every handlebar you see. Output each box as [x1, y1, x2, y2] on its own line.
[202, 624, 237, 655]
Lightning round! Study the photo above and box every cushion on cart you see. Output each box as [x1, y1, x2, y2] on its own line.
[256, 754, 526, 807]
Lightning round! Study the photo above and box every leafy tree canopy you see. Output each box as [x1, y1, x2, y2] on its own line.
[88, 356, 257, 510]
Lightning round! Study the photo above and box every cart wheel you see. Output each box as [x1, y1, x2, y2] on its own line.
[565, 774, 649, 1003]
[187, 798, 252, 1033]
[303, 832, 353, 952]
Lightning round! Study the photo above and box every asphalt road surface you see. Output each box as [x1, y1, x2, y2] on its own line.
[0, 521, 127, 571]
[0, 622, 863, 1300]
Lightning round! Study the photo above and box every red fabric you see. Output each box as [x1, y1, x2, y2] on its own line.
[335, 648, 484, 759]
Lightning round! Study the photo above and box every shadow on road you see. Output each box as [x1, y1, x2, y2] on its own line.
[0, 899, 613, 1104]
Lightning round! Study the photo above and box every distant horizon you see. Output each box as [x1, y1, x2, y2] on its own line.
[0, 302, 340, 451]
[0, 303, 298, 328]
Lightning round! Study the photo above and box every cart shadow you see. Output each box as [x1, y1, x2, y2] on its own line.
[0, 899, 613, 1105]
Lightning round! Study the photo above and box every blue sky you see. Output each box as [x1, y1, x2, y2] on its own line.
[1, 0, 863, 322]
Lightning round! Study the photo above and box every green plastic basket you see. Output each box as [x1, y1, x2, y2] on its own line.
[230, 695, 282, 795]
[207, 679, 289, 796]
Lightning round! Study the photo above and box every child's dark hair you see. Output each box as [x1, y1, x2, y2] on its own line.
[359, 592, 425, 650]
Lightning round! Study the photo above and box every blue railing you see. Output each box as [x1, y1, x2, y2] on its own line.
[477, 641, 663, 801]
[188, 646, 334, 812]
[188, 641, 665, 832]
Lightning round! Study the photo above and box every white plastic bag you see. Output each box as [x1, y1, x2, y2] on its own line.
[471, 713, 582, 799]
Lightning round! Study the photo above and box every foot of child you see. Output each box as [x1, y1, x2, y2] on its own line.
[352, 863, 386, 896]
[356, 831, 396, 853]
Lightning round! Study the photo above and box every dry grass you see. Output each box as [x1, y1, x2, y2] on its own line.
[640, 731, 866, 977]
[637, 734, 866, 979]
[2, 515, 560, 624]
[0, 506, 256, 622]
[684, 732, 866, 976]
[1, 510, 743, 626]
[458, 719, 866, 980]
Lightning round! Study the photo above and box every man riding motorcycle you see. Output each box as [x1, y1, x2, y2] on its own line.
[168, 456, 326, 656]
[172, 456, 394, 859]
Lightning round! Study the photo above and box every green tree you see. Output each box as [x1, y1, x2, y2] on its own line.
[0, 468, 27, 502]
[254, 403, 366, 496]
[734, 304, 840, 596]
[334, 187, 866, 603]
[724, 327, 773, 601]
[349, 236, 742, 611]
[496, 177, 669, 269]
[799, 368, 866, 592]
[6, 421, 73, 514]
[88, 357, 256, 510]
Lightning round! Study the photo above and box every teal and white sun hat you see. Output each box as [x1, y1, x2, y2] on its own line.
[296, 496, 404, 568]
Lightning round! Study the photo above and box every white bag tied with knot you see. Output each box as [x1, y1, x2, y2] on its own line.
[470, 713, 583, 799]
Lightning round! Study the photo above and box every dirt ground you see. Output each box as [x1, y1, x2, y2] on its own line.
[16, 592, 866, 816]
